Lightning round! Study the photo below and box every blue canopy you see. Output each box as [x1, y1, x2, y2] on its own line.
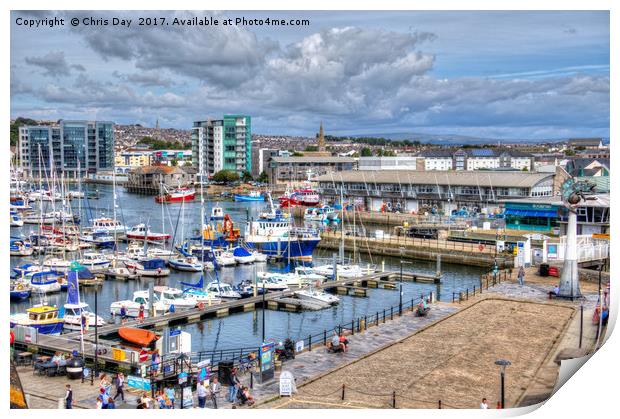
[142, 259, 167, 269]
[505, 208, 557, 218]
[233, 247, 252, 257]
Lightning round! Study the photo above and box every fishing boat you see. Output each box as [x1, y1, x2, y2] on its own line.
[10, 211, 24, 227]
[232, 247, 255, 264]
[27, 270, 63, 294]
[10, 305, 64, 335]
[124, 258, 170, 277]
[126, 223, 171, 242]
[233, 191, 264, 202]
[91, 218, 128, 235]
[168, 256, 204, 272]
[10, 281, 31, 301]
[245, 194, 321, 260]
[155, 187, 195, 203]
[119, 327, 160, 347]
[10, 237, 33, 256]
[205, 281, 242, 300]
[295, 288, 340, 305]
[78, 252, 111, 273]
[210, 204, 225, 221]
[110, 291, 169, 317]
[278, 188, 320, 207]
[154, 286, 198, 310]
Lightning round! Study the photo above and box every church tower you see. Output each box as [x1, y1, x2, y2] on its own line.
[318, 121, 326, 152]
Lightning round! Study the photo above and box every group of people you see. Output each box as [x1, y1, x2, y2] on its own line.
[226, 367, 255, 406]
[196, 377, 220, 408]
[119, 303, 146, 325]
[94, 372, 125, 409]
[327, 330, 349, 353]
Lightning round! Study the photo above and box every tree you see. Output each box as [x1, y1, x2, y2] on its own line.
[183, 161, 193, 167]
[241, 170, 253, 182]
[360, 147, 372, 157]
[257, 171, 268, 183]
[564, 149, 575, 156]
[521, 167, 529, 171]
[10, 117, 38, 147]
[304, 145, 318, 152]
[383, 150, 396, 157]
[170, 158, 178, 166]
[212, 170, 240, 183]
[292, 151, 304, 157]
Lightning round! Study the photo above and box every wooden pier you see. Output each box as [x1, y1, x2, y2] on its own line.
[13, 270, 441, 368]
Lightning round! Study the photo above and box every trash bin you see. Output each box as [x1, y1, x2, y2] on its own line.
[539, 264, 549, 277]
[218, 360, 234, 384]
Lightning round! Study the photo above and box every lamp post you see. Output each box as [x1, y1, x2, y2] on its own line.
[495, 359, 511, 409]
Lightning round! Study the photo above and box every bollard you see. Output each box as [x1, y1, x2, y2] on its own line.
[341, 384, 346, 400]
[392, 391, 396, 408]
[438, 400, 442, 409]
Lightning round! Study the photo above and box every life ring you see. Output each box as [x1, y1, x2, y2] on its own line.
[197, 301, 205, 310]
[478, 244, 485, 251]
[16, 283, 24, 291]
[268, 229, 273, 235]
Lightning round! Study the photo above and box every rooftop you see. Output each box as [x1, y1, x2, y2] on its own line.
[316, 170, 553, 188]
[271, 156, 356, 164]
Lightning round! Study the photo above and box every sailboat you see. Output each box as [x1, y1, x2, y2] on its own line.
[63, 267, 105, 331]
[180, 275, 223, 304]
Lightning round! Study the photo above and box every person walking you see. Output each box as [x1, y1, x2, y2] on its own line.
[517, 266, 525, 286]
[138, 303, 145, 324]
[227, 367, 240, 403]
[197, 380, 208, 408]
[120, 305, 127, 325]
[65, 384, 73, 409]
[165, 385, 176, 409]
[113, 372, 125, 402]
[480, 398, 489, 409]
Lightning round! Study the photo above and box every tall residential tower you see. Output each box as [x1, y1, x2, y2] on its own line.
[192, 115, 251, 181]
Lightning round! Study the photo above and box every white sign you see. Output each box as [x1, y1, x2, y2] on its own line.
[196, 360, 211, 369]
[182, 386, 193, 408]
[279, 371, 296, 396]
[295, 340, 304, 353]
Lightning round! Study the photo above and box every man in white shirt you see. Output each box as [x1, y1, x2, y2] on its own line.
[197, 381, 208, 408]
[480, 397, 489, 409]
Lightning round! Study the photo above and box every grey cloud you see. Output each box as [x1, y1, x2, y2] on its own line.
[71, 64, 86, 72]
[25, 51, 72, 77]
[113, 70, 175, 87]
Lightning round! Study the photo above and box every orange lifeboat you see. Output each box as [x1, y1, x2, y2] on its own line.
[118, 327, 159, 347]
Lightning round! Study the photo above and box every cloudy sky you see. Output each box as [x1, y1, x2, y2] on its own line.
[11, 10, 609, 139]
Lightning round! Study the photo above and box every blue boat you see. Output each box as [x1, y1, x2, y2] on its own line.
[10, 281, 31, 301]
[233, 191, 264, 202]
[244, 195, 320, 260]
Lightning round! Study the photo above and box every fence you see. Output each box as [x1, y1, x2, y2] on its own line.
[320, 231, 498, 255]
[451, 268, 512, 303]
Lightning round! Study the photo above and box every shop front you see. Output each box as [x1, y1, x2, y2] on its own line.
[504, 202, 560, 232]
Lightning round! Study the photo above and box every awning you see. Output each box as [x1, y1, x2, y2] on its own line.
[505, 208, 557, 217]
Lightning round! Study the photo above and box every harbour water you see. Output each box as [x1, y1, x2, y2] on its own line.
[10, 184, 486, 352]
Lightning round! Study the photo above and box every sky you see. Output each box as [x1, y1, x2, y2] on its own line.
[10, 10, 610, 139]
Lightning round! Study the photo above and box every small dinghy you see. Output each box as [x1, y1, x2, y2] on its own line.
[119, 327, 159, 347]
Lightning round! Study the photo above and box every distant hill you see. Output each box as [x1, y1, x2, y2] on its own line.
[351, 132, 609, 145]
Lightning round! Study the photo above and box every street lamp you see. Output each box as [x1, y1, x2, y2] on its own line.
[495, 359, 511, 409]
[399, 260, 412, 316]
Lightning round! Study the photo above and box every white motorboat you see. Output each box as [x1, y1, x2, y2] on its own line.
[42, 257, 73, 273]
[295, 288, 340, 305]
[91, 217, 128, 235]
[205, 281, 241, 300]
[311, 264, 370, 279]
[10, 211, 24, 227]
[168, 256, 204, 272]
[104, 266, 138, 280]
[232, 247, 255, 264]
[63, 302, 106, 331]
[78, 252, 111, 272]
[27, 270, 63, 294]
[257, 271, 312, 288]
[123, 259, 170, 277]
[126, 223, 171, 242]
[256, 276, 289, 292]
[154, 286, 198, 310]
[251, 250, 268, 262]
[213, 248, 236, 267]
[210, 204, 225, 221]
[10, 238, 33, 256]
[110, 290, 169, 318]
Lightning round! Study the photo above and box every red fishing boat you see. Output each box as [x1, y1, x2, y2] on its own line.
[155, 187, 196, 203]
[126, 224, 171, 241]
[118, 327, 159, 347]
[278, 188, 320, 207]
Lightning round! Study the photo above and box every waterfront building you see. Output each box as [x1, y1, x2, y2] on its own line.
[125, 165, 197, 194]
[503, 194, 609, 235]
[152, 150, 192, 166]
[191, 115, 251, 180]
[251, 148, 288, 178]
[316, 170, 555, 214]
[358, 156, 424, 171]
[567, 138, 606, 150]
[114, 149, 153, 167]
[418, 148, 533, 171]
[268, 156, 357, 184]
[18, 120, 114, 179]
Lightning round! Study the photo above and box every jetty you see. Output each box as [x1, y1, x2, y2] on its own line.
[13, 270, 441, 369]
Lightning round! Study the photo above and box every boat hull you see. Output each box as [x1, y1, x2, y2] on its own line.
[119, 327, 159, 347]
[10, 290, 31, 301]
[247, 238, 320, 260]
[10, 321, 64, 335]
[233, 194, 264, 202]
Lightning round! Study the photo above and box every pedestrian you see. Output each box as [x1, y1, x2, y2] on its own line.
[107, 396, 116, 409]
[140, 392, 152, 409]
[65, 384, 73, 409]
[480, 398, 489, 409]
[165, 385, 176, 409]
[151, 349, 161, 376]
[99, 373, 111, 397]
[120, 305, 127, 325]
[210, 376, 221, 399]
[227, 367, 240, 403]
[197, 380, 208, 408]
[518, 266, 525, 286]
[113, 372, 125, 402]
[97, 388, 108, 409]
[138, 303, 145, 324]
